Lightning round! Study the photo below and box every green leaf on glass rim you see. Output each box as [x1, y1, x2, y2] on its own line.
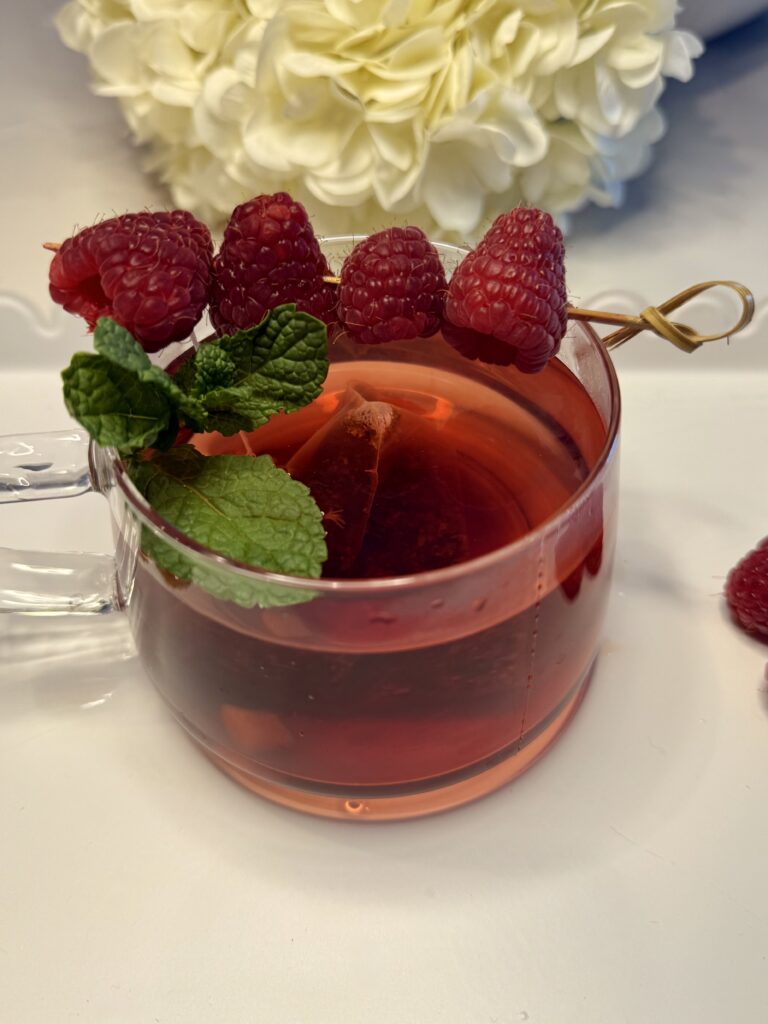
[127, 445, 327, 607]
[62, 352, 173, 453]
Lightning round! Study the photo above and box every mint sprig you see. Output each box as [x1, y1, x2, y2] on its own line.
[61, 309, 331, 605]
[62, 305, 329, 452]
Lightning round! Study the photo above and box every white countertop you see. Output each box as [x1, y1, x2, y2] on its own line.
[1, 6, 767, 1023]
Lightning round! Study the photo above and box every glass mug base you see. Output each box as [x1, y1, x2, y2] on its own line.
[170, 663, 593, 821]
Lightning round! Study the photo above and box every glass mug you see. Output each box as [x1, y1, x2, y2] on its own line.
[0, 240, 620, 820]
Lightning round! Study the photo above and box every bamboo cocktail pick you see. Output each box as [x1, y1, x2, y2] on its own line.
[568, 280, 755, 352]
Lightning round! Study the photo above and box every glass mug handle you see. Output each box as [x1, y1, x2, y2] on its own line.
[0, 429, 118, 614]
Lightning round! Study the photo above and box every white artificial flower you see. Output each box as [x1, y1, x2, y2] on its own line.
[55, 0, 703, 239]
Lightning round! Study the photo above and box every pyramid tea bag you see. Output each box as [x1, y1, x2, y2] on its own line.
[286, 387, 399, 577]
[285, 384, 472, 578]
[351, 403, 471, 578]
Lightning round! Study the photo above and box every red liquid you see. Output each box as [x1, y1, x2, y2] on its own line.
[128, 340, 617, 814]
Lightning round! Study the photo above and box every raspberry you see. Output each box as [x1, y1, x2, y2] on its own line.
[726, 538, 768, 640]
[338, 226, 447, 345]
[209, 193, 336, 335]
[49, 211, 213, 352]
[444, 207, 568, 374]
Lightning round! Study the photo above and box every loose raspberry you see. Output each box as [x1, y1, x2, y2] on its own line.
[726, 538, 768, 640]
[49, 211, 213, 352]
[338, 226, 447, 345]
[209, 193, 336, 335]
[444, 207, 568, 374]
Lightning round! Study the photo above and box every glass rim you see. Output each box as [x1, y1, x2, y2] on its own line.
[108, 237, 621, 595]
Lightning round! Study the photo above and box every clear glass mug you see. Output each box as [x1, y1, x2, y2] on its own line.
[0, 240, 620, 820]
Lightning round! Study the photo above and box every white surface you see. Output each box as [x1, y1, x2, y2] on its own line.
[1, 7, 768, 1024]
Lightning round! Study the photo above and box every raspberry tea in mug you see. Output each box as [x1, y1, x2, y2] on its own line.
[26, 205, 624, 820]
[127, 323, 618, 820]
[4, 193, 752, 819]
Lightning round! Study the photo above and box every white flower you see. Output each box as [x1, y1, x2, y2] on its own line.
[55, 0, 702, 239]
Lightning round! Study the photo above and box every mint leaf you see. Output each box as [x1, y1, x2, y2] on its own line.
[128, 446, 327, 607]
[63, 318, 208, 449]
[194, 399, 254, 438]
[93, 317, 152, 372]
[93, 317, 207, 429]
[140, 366, 207, 428]
[201, 385, 274, 435]
[193, 344, 237, 393]
[170, 351, 198, 394]
[223, 303, 329, 410]
[190, 305, 328, 435]
[62, 353, 172, 452]
[238, 304, 328, 399]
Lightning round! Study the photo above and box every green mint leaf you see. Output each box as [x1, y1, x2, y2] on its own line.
[193, 344, 237, 393]
[152, 414, 182, 453]
[69, 315, 207, 440]
[128, 446, 327, 607]
[140, 365, 208, 429]
[195, 399, 255, 438]
[170, 352, 198, 394]
[62, 353, 172, 452]
[210, 310, 269, 376]
[191, 304, 328, 435]
[224, 303, 329, 410]
[201, 385, 274, 435]
[93, 317, 152, 372]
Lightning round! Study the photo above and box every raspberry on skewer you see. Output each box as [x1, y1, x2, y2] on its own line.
[443, 208, 568, 374]
[209, 192, 337, 335]
[49, 211, 213, 352]
[337, 226, 447, 345]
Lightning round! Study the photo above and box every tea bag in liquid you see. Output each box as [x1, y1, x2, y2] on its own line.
[287, 384, 470, 579]
[286, 387, 399, 577]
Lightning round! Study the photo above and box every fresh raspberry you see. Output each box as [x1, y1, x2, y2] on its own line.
[209, 193, 336, 335]
[726, 538, 768, 640]
[444, 207, 567, 373]
[338, 226, 447, 345]
[49, 211, 213, 352]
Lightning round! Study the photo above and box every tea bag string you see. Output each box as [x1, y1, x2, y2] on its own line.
[568, 280, 755, 353]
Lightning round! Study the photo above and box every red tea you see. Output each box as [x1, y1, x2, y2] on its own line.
[129, 336, 616, 814]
